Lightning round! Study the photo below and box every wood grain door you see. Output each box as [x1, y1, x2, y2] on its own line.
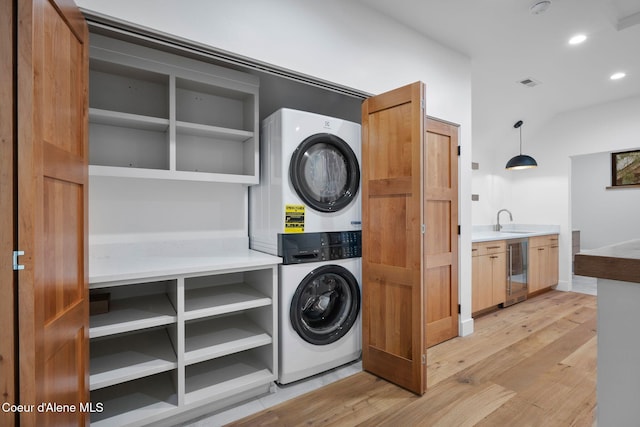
[361, 82, 426, 394]
[17, 1, 89, 425]
[0, 0, 16, 425]
[424, 118, 459, 348]
[549, 239, 559, 286]
[529, 245, 547, 293]
[490, 253, 506, 306]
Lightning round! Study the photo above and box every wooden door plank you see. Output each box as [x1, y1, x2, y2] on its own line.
[0, 0, 16, 425]
[17, 0, 89, 425]
[425, 118, 459, 348]
[361, 82, 426, 394]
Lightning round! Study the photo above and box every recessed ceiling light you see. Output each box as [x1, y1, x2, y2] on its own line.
[569, 34, 587, 45]
[610, 72, 626, 80]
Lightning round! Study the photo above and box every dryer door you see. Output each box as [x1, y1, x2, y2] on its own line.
[290, 264, 360, 345]
[289, 133, 360, 213]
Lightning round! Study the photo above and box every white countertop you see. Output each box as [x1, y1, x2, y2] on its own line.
[472, 224, 560, 243]
[89, 238, 282, 285]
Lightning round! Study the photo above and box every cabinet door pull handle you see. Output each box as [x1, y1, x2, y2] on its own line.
[487, 246, 501, 249]
[538, 248, 545, 251]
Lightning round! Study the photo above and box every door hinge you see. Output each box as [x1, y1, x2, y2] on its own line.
[457, 146, 461, 156]
[458, 225, 461, 235]
[421, 99, 425, 110]
[422, 354, 426, 364]
[458, 303, 461, 314]
[13, 250, 25, 271]
[421, 224, 426, 234]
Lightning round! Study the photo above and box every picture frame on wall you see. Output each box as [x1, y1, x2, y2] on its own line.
[611, 149, 640, 187]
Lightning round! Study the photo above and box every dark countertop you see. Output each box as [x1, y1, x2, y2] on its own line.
[574, 239, 640, 284]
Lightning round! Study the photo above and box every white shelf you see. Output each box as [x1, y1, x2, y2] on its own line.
[87, 255, 278, 426]
[184, 284, 271, 321]
[90, 328, 177, 391]
[176, 121, 253, 141]
[90, 294, 176, 339]
[88, 34, 259, 185]
[185, 315, 272, 366]
[90, 372, 178, 427]
[90, 108, 169, 131]
[89, 165, 258, 184]
[184, 352, 274, 406]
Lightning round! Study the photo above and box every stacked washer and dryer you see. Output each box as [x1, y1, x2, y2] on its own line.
[249, 108, 362, 384]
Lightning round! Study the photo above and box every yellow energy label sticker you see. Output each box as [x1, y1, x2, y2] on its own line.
[284, 204, 305, 233]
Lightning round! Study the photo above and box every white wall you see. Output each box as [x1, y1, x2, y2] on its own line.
[572, 151, 640, 250]
[78, 0, 475, 333]
[474, 95, 640, 290]
[88, 177, 248, 243]
[471, 147, 512, 225]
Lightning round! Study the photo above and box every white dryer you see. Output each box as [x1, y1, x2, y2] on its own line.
[250, 108, 361, 255]
[277, 231, 362, 384]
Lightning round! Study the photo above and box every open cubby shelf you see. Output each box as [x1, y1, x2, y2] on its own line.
[88, 264, 277, 427]
[88, 34, 259, 185]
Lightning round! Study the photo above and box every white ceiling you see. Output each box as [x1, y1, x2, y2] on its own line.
[358, 0, 640, 152]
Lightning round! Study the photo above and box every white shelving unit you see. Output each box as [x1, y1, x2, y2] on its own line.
[88, 34, 259, 185]
[87, 33, 275, 426]
[89, 293, 177, 339]
[88, 263, 278, 427]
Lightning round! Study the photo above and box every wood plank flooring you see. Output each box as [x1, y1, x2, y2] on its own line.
[229, 290, 597, 426]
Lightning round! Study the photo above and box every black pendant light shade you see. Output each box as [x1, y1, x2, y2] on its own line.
[506, 154, 538, 169]
[506, 120, 538, 170]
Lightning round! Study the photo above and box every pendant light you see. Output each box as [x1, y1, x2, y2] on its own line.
[506, 120, 538, 170]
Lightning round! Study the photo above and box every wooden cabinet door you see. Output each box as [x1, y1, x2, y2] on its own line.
[529, 246, 547, 293]
[361, 82, 426, 394]
[549, 239, 559, 286]
[424, 118, 459, 348]
[473, 255, 494, 313]
[491, 253, 507, 306]
[471, 251, 482, 314]
[17, 1, 89, 425]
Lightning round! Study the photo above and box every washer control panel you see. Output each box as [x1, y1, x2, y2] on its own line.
[278, 231, 362, 265]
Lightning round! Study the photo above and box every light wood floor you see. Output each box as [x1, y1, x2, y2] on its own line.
[229, 290, 597, 426]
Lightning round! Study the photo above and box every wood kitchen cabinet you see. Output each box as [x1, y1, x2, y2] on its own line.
[528, 234, 559, 294]
[472, 241, 506, 315]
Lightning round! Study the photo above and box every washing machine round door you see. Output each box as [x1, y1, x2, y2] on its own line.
[290, 264, 360, 345]
[289, 133, 360, 213]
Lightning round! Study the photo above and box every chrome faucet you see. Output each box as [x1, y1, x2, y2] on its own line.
[494, 209, 513, 231]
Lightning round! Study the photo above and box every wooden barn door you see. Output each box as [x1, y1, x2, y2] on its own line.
[361, 82, 426, 394]
[424, 118, 459, 348]
[16, 1, 89, 425]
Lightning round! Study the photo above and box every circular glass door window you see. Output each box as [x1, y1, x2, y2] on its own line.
[290, 265, 360, 345]
[289, 133, 360, 213]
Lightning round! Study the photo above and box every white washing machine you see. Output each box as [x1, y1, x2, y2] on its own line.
[250, 108, 361, 255]
[277, 231, 362, 384]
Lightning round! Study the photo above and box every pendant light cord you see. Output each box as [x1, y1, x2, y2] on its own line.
[519, 126, 523, 155]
